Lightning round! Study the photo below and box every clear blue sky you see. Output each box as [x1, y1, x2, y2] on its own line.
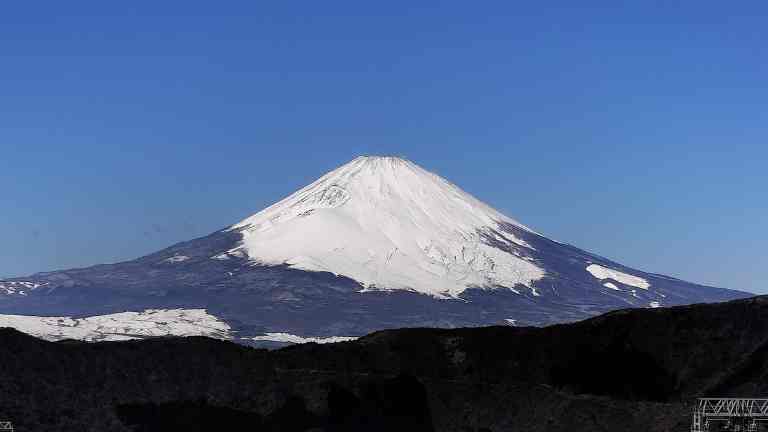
[1, 2, 766, 293]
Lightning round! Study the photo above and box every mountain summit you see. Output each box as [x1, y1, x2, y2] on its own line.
[228, 156, 542, 298]
[0, 156, 751, 343]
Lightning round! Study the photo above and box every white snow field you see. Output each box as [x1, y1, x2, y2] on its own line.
[0, 309, 231, 342]
[229, 156, 545, 298]
[586, 264, 650, 289]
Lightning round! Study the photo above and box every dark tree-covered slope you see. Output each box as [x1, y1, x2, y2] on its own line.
[3, 296, 768, 431]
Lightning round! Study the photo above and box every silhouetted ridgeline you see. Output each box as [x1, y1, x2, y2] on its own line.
[2, 296, 768, 431]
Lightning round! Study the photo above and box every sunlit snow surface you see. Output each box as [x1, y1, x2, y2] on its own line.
[0, 309, 231, 342]
[586, 264, 650, 289]
[246, 332, 358, 344]
[229, 156, 545, 298]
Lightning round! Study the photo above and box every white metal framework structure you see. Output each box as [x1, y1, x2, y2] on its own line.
[692, 398, 768, 431]
[0, 421, 12, 431]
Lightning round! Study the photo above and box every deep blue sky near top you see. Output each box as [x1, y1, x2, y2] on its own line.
[1, 2, 766, 292]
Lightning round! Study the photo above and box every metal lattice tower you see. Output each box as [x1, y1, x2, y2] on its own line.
[692, 398, 768, 432]
[0, 421, 12, 432]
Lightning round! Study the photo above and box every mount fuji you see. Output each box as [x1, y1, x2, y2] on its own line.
[0, 156, 750, 343]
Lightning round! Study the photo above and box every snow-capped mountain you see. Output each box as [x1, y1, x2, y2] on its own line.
[229, 156, 543, 298]
[0, 156, 750, 343]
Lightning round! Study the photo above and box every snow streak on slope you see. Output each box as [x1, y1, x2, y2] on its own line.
[586, 264, 650, 289]
[0, 309, 231, 342]
[229, 156, 545, 298]
[246, 333, 358, 344]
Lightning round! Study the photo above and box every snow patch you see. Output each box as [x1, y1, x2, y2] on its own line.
[230, 156, 544, 298]
[0, 281, 47, 296]
[164, 255, 190, 263]
[0, 309, 231, 342]
[586, 264, 650, 289]
[246, 332, 357, 344]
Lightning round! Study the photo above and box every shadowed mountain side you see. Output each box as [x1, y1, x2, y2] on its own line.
[3, 296, 768, 431]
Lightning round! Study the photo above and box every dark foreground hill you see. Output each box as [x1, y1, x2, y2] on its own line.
[3, 296, 768, 431]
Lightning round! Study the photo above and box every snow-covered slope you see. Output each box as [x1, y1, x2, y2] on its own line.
[0, 309, 231, 342]
[229, 156, 544, 298]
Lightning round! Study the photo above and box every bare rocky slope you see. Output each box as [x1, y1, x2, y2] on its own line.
[3, 296, 768, 431]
